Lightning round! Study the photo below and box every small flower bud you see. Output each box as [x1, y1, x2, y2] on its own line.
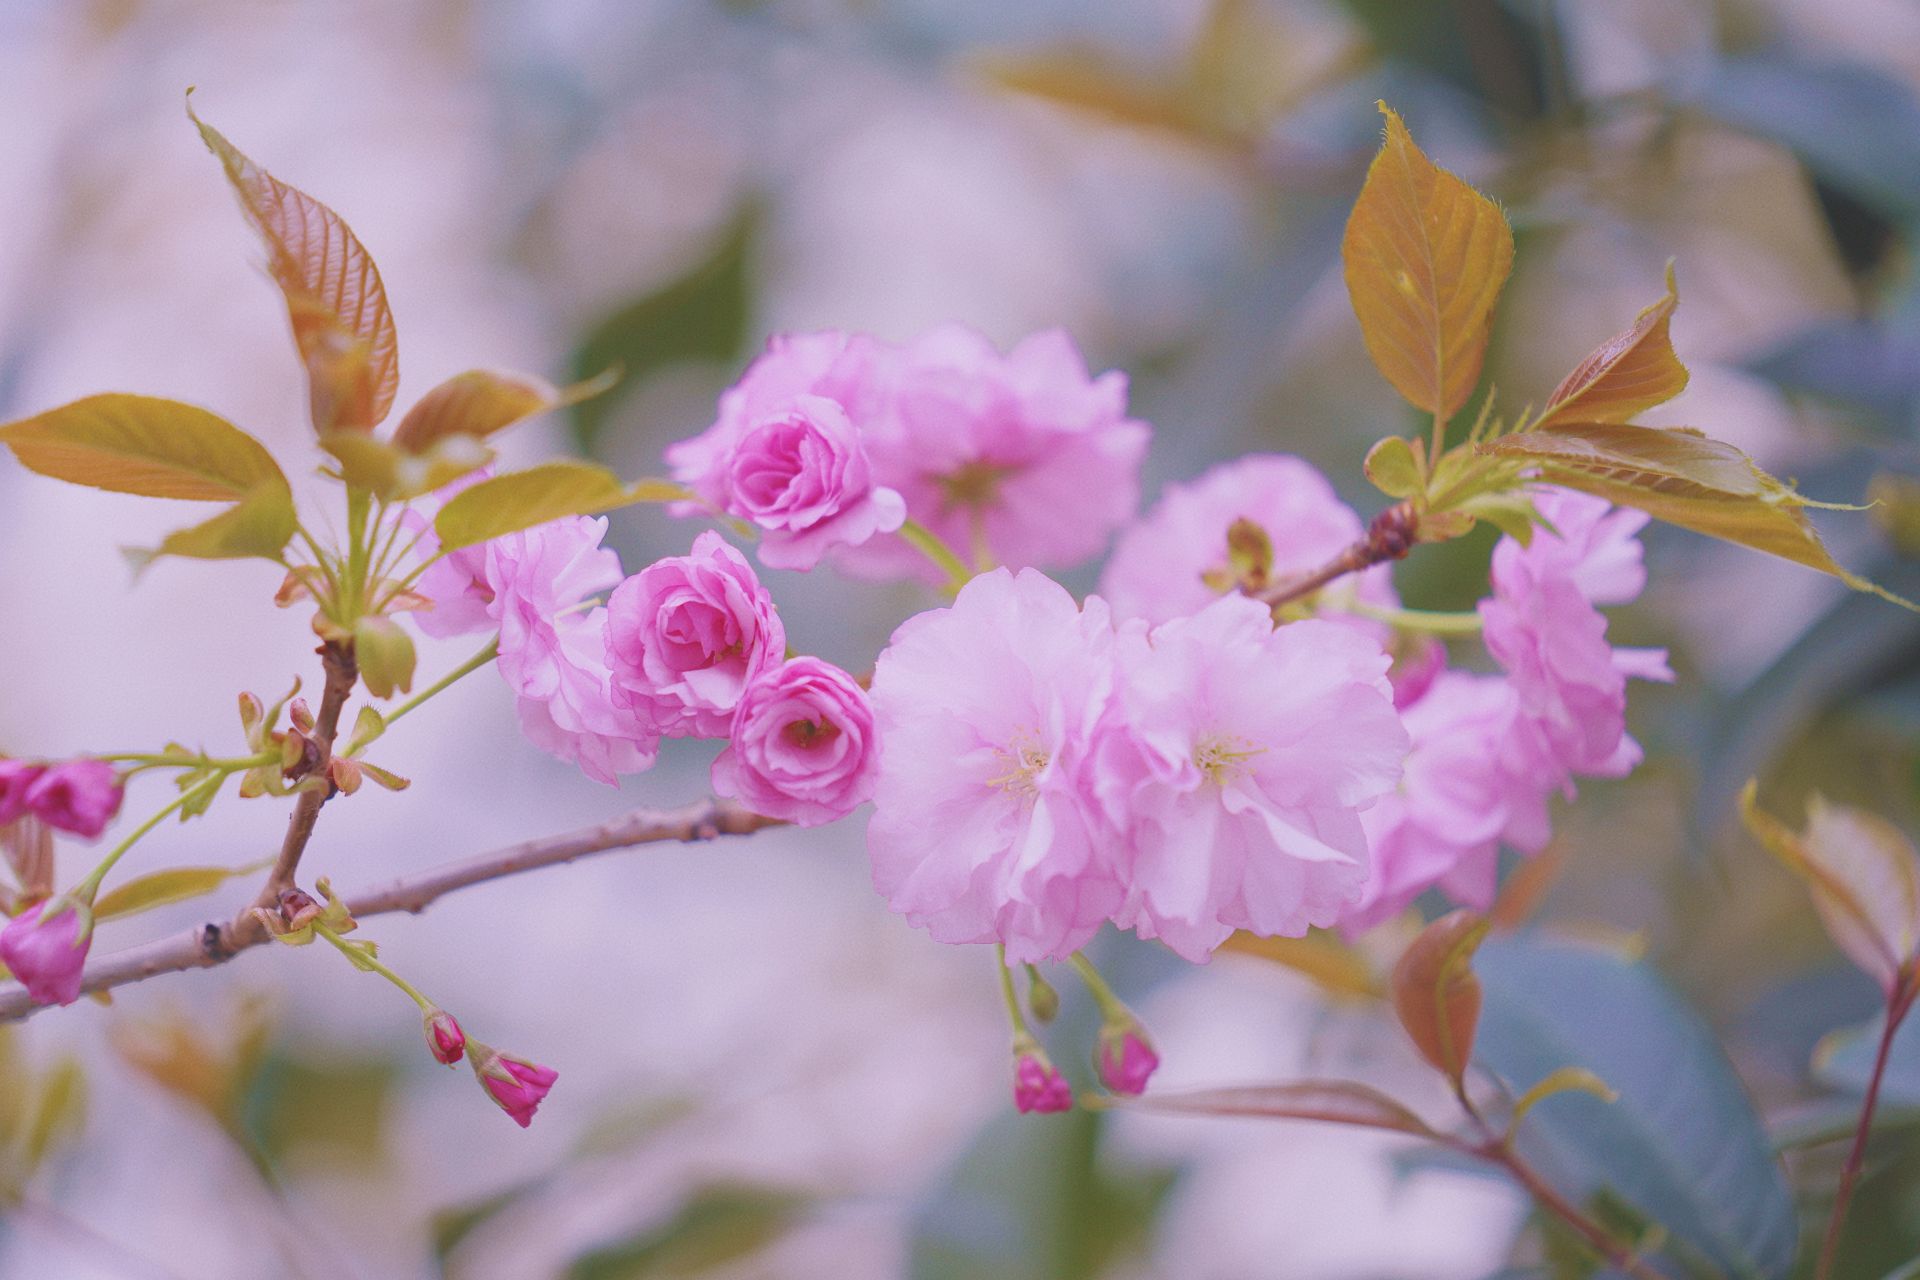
[423, 1008, 465, 1066]
[1026, 967, 1060, 1023]
[26, 760, 124, 839]
[0, 899, 91, 1006]
[468, 1041, 558, 1128]
[1096, 1020, 1160, 1097]
[1011, 1037, 1072, 1115]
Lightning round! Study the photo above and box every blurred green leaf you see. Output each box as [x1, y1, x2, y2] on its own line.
[433, 1181, 544, 1263]
[568, 202, 759, 456]
[1474, 936, 1798, 1279]
[240, 1050, 398, 1166]
[564, 1185, 805, 1280]
[94, 860, 271, 922]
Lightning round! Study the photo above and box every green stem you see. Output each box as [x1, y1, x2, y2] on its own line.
[997, 944, 1033, 1039]
[899, 519, 973, 590]
[375, 636, 500, 736]
[1818, 973, 1919, 1280]
[312, 920, 436, 1013]
[1068, 952, 1130, 1022]
[72, 772, 228, 903]
[1344, 600, 1484, 635]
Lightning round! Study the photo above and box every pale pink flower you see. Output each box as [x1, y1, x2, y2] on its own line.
[866, 569, 1127, 963]
[0, 761, 44, 826]
[470, 1044, 557, 1128]
[837, 326, 1151, 581]
[513, 611, 658, 786]
[1012, 1043, 1073, 1114]
[712, 658, 877, 826]
[423, 1009, 465, 1066]
[0, 904, 89, 1006]
[1102, 599, 1408, 962]
[1342, 673, 1520, 933]
[27, 761, 123, 839]
[1096, 1024, 1160, 1096]
[605, 531, 786, 738]
[399, 471, 494, 638]
[1100, 454, 1397, 628]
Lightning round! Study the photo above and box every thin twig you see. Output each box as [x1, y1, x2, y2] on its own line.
[0, 797, 781, 1023]
[1254, 501, 1419, 610]
[1818, 972, 1919, 1280]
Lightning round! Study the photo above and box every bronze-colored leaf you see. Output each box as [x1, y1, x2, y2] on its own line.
[191, 97, 399, 434]
[1537, 264, 1688, 428]
[392, 368, 615, 454]
[1343, 103, 1514, 420]
[1482, 422, 1916, 608]
[1390, 909, 1489, 1085]
[0, 393, 285, 500]
[1218, 930, 1383, 1001]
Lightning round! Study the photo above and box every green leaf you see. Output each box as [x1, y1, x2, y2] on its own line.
[93, 860, 273, 922]
[21, 1058, 84, 1175]
[130, 481, 299, 567]
[569, 202, 759, 456]
[345, 705, 385, 756]
[1474, 936, 1798, 1280]
[1480, 422, 1917, 608]
[432, 460, 685, 551]
[352, 615, 417, 699]
[319, 431, 492, 502]
[565, 1185, 805, 1280]
[0, 393, 287, 500]
[1365, 435, 1423, 499]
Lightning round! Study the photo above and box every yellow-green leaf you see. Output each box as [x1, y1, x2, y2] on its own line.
[1218, 930, 1382, 1001]
[1343, 103, 1514, 420]
[1115, 1079, 1439, 1138]
[94, 860, 273, 922]
[319, 431, 492, 501]
[21, 1057, 84, 1175]
[1536, 264, 1688, 428]
[352, 615, 417, 699]
[1482, 422, 1917, 608]
[1364, 435, 1424, 499]
[432, 460, 686, 551]
[0, 393, 285, 500]
[1740, 781, 1920, 994]
[129, 481, 299, 567]
[1507, 1065, 1616, 1132]
[1390, 909, 1489, 1086]
[391, 368, 616, 454]
[191, 97, 399, 434]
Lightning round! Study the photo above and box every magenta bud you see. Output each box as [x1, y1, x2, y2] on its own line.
[423, 1009, 465, 1065]
[1096, 1024, 1160, 1097]
[0, 902, 90, 1006]
[0, 760, 47, 826]
[470, 1044, 558, 1127]
[26, 760, 123, 839]
[1011, 1042, 1073, 1114]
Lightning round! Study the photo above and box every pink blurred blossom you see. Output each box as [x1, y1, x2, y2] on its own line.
[867, 569, 1127, 963]
[26, 760, 123, 839]
[1100, 454, 1396, 629]
[0, 904, 89, 1006]
[0, 761, 45, 826]
[606, 531, 786, 738]
[712, 657, 878, 826]
[1101, 599, 1407, 962]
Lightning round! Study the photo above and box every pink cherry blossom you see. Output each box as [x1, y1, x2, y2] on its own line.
[836, 326, 1151, 581]
[26, 761, 123, 839]
[1096, 1025, 1160, 1096]
[1100, 454, 1397, 628]
[1101, 599, 1408, 962]
[711, 658, 878, 826]
[1012, 1045, 1073, 1114]
[867, 569, 1128, 963]
[423, 1009, 465, 1065]
[0, 760, 45, 826]
[0, 904, 89, 1006]
[401, 474, 496, 639]
[472, 1046, 558, 1128]
[605, 531, 786, 738]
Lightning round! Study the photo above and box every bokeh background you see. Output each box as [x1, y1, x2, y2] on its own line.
[2, 0, 1920, 1276]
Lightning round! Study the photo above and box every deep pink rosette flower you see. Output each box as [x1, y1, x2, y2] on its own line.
[0, 904, 89, 1006]
[0, 760, 45, 826]
[1096, 1025, 1160, 1097]
[837, 326, 1151, 581]
[423, 1009, 465, 1066]
[1100, 454, 1398, 629]
[471, 1046, 558, 1128]
[712, 658, 878, 826]
[606, 532, 786, 738]
[1101, 598, 1408, 962]
[27, 761, 123, 839]
[867, 569, 1128, 963]
[1012, 1044, 1073, 1114]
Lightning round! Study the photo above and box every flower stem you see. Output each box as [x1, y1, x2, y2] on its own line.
[311, 920, 436, 1013]
[376, 636, 500, 736]
[997, 944, 1033, 1038]
[1486, 1142, 1667, 1280]
[1068, 951, 1130, 1022]
[1818, 971, 1919, 1280]
[72, 771, 229, 903]
[899, 519, 973, 591]
[1343, 601, 1484, 635]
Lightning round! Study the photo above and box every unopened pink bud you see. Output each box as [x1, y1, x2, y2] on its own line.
[1096, 1025, 1160, 1097]
[423, 1009, 465, 1065]
[0, 760, 46, 826]
[470, 1045, 558, 1128]
[0, 903, 90, 1006]
[1012, 1045, 1073, 1114]
[26, 760, 123, 839]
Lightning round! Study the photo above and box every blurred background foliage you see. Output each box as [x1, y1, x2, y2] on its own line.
[5, 0, 1920, 1276]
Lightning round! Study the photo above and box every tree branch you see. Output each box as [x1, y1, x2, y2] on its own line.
[0, 796, 782, 1023]
[1254, 500, 1419, 610]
